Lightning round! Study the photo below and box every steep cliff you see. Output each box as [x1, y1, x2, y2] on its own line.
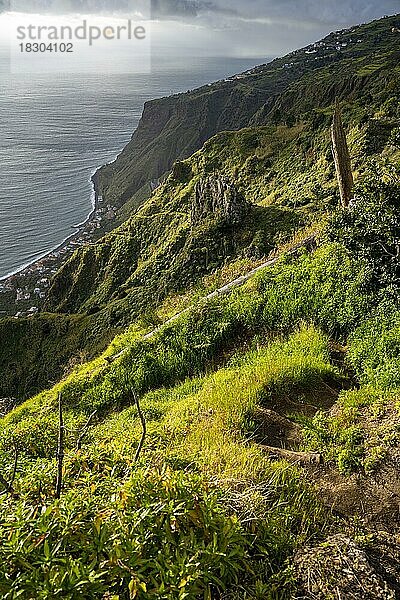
[44, 121, 328, 319]
[46, 21, 400, 321]
[96, 15, 400, 213]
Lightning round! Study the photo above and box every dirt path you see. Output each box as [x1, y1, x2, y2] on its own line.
[107, 234, 316, 362]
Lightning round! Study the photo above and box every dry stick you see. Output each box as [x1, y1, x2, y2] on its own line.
[0, 445, 19, 497]
[37, 481, 43, 503]
[0, 472, 15, 496]
[55, 393, 64, 499]
[76, 410, 98, 451]
[133, 390, 147, 463]
[9, 444, 18, 487]
[260, 445, 322, 465]
[331, 98, 354, 209]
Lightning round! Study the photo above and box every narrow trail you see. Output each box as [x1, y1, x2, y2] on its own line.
[107, 234, 317, 363]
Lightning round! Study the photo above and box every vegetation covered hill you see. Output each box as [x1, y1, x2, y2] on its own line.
[96, 14, 400, 213]
[0, 14, 399, 598]
[1, 15, 399, 401]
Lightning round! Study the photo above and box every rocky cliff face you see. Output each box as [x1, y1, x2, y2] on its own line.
[96, 68, 298, 208]
[96, 15, 400, 216]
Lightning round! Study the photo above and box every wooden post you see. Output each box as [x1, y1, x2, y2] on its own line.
[331, 99, 354, 208]
[55, 393, 64, 499]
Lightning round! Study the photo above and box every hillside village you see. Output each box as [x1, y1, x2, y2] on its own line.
[0, 198, 118, 318]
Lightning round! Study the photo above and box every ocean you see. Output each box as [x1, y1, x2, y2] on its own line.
[0, 51, 264, 280]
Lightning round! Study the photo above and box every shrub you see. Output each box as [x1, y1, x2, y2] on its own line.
[327, 164, 400, 292]
[0, 470, 250, 599]
[348, 303, 400, 389]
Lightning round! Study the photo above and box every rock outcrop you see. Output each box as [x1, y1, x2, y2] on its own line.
[0, 398, 16, 417]
[192, 176, 249, 226]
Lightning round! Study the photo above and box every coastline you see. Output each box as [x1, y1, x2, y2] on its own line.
[0, 142, 124, 288]
[0, 170, 99, 284]
[0, 137, 124, 318]
[0, 167, 118, 318]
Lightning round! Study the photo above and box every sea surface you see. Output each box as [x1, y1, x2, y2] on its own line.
[0, 52, 265, 279]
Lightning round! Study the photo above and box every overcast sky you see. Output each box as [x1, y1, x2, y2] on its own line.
[1, 0, 399, 56]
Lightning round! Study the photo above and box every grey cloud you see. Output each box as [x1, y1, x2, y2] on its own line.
[208, 0, 400, 26]
[152, 1, 208, 18]
[1, 0, 216, 15]
[2, 0, 399, 22]
[152, 0, 237, 18]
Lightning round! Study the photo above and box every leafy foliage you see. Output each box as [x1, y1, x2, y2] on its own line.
[0, 470, 251, 599]
[0, 329, 332, 598]
[328, 163, 400, 291]
[347, 304, 400, 389]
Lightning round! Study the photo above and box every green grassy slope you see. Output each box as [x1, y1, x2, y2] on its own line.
[45, 124, 322, 317]
[1, 16, 399, 402]
[0, 148, 399, 598]
[1, 197, 400, 596]
[0, 18, 399, 595]
[0, 325, 334, 598]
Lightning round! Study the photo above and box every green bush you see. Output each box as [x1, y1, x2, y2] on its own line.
[0, 470, 250, 599]
[327, 164, 400, 292]
[348, 303, 400, 389]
